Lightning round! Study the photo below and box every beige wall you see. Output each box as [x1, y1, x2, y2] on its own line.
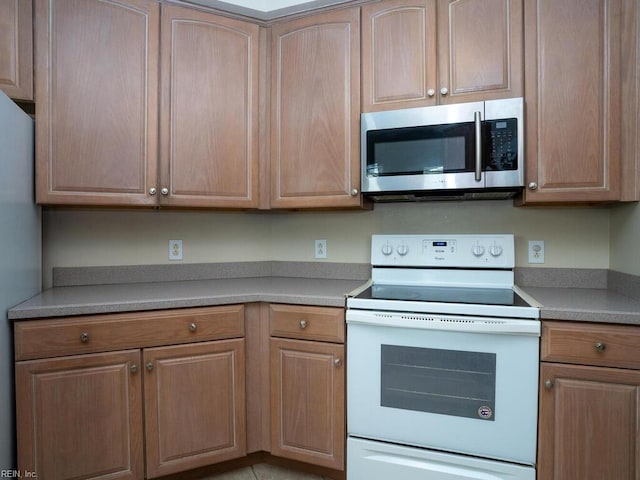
[42, 200, 612, 288]
[610, 202, 640, 275]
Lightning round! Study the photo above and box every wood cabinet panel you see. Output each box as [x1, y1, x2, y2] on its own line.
[270, 8, 362, 208]
[542, 321, 640, 369]
[35, 0, 159, 206]
[159, 5, 260, 208]
[437, 0, 522, 104]
[269, 304, 345, 343]
[538, 363, 640, 480]
[14, 305, 245, 360]
[521, 0, 623, 203]
[15, 350, 144, 480]
[270, 338, 345, 470]
[362, 0, 522, 112]
[0, 0, 33, 100]
[361, 0, 437, 111]
[144, 339, 246, 477]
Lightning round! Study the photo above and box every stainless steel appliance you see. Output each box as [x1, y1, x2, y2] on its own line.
[0, 91, 41, 468]
[361, 98, 524, 201]
[346, 234, 539, 480]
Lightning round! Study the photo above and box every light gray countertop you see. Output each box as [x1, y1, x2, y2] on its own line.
[8, 277, 365, 320]
[8, 263, 640, 325]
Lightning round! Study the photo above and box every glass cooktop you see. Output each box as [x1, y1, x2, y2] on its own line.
[356, 284, 532, 308]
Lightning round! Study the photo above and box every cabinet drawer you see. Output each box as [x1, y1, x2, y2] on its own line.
[269, 304, 345, 343]
[14, 305, 245, 361]
[542, 321, 640, 369]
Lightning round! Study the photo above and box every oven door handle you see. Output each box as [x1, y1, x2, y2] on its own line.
[474, 111, 482, 182]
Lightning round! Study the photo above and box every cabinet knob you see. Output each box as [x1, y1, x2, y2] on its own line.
[427, 88, 435, 97]
[130, 364, 138, 374]
[189, 322, 197, 332]
[334, 358, 343, 367]
[440, 87, 449, 96]
[149, 187, 157, 195]
[146, 362, 154, 372]
[299, 320, 308, 329]
[161, 187, 169, 196]
[528, 182, 538, 190]
[544, 379, 553, 389]
[80, 332, 89, 343]
[594, 342, 606, 352]
[350, 188, 359, 196]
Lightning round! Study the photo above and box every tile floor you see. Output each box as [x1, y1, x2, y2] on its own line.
[203, 463, 332, 480]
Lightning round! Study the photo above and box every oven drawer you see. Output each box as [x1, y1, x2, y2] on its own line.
[269, 304, 345, 343]
[542, 321, 640, 370]
[14, 305, 245, 360]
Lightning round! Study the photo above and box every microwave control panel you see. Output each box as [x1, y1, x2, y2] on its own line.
[486, 118, 518, 171]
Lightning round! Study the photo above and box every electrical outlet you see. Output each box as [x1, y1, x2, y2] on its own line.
[169, 240, 183, 261]
[528, 240, 545, 264]
[315, 239, 327, 259]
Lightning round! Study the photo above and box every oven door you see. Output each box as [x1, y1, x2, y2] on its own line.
[346, 311, 539, 465]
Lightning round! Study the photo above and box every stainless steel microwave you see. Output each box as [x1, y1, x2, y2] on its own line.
[361, 98, 524, 201]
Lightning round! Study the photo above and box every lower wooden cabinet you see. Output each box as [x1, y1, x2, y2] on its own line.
[15, 350, 144, 480]
[538, 321, 640, 480]
[14, 306, 246, 480]
[269, 304, 346, 471]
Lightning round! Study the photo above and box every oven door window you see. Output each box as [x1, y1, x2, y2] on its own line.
[366, 123, 475, 177]
[381, 345, 496, 421]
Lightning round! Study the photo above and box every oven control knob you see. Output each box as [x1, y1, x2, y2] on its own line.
[397, 244, 409, 256]
[471, 244, 486, 257]
[381, 243, 393, 256]
[489, 245, 503, 257]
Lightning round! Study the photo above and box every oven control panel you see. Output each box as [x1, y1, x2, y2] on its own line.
[371, 234, 514, 268]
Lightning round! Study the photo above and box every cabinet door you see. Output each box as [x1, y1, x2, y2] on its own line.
[521, 0, 623, 203]
[15, 350, 143, 480]
[34, 0, 159, 206]
[270, 8, 362, 208]
[361, 0, 437, 112]
[0, 0, 32, 100]
[159, 5, 260, 208]
[144, 339, 246, 478]
[437, 0, 523, 104]
[538, 363, 640, 480]
[270, 338, 345, 470]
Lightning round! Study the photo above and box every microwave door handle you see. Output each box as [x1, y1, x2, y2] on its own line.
[474, 111, 482, 182]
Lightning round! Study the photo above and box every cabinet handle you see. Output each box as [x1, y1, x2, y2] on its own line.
[334, 358, 343, 367]
[594, 342, 606, 352]
[149, 187, 157, 195]
[528, 182, 538, 190]
[299, 320, 308, 329]
[80, 332, 89, 343]
[350, 188, 359, 196]
[146, 362, 154, 372]
[440, 87, 449, 96]
[161, 187, 169, 196]
[544, 379, 553, 389]
[427, 88, 435, 97]
[189, 322, 197, 332]
[130, 364, 138, 374]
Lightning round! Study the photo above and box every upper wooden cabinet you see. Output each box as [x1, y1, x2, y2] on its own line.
[0, 0, 33, 101]
[520, 0, 637, 204]
[35, 0, 160, 206]
[269, 8, 363, 208]
[159, 4, 260, 208]
[35, 0, 260, 208]
[361, 0, 523, 112]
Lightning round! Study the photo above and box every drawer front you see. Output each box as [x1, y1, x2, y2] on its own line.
[542, 321, 640, 369]
[269, 304, 345, 343]
[14, 305, 245, 361]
